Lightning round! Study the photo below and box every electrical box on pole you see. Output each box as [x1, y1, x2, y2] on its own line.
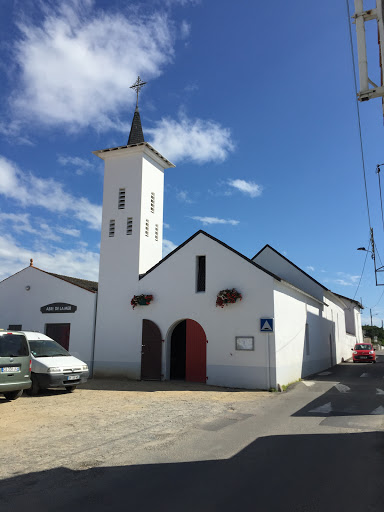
[352, 0, 384, 114]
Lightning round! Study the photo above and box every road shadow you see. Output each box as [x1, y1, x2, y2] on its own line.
[1, 431, 383, 511]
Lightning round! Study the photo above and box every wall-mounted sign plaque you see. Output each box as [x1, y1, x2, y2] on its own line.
[235, 337, 254, 351]
[40, 303, 77, 314]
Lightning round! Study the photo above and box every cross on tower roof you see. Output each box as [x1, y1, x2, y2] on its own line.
[130, 76, 147, 109]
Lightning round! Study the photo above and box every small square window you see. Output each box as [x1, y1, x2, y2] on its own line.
[155, 224, 159, 241]
[145, 219, 149, 237]
[150, 193, 155, 213]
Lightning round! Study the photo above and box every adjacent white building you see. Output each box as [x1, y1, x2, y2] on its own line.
[0, 100, 363, 390]
[0, 262, 97, 368]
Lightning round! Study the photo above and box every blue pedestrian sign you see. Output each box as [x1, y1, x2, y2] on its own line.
[260, 318, 273, 332]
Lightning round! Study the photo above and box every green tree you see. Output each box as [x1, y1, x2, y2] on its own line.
[362, 325, 384, 345]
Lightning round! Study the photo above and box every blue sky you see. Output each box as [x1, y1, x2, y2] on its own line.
[1, 0, 384, 325]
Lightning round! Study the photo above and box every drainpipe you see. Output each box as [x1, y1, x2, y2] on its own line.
[90, 291, 98, 378]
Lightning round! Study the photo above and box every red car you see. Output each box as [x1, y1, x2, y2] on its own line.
[352, 343, 376, 363]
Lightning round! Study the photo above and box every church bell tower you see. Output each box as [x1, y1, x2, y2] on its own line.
[93, 77, 175, 378]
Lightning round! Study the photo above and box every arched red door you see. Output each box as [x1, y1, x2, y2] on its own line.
[141, 319, 162, 380]
[185, 319, 207, 383]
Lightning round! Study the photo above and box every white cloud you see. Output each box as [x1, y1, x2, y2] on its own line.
[228, 179, 262, 198]
[306, 265, 315, 272]
[58, 155, 95, 175]
[180, 20, 191, 39]
[0, 212, 36, 235]
[191, 216, 239, 226]
[163, 239, 177, 257]
[0, 213, 60, 241]
[184, 82, 198, 92]
[336, 272, 360, 283]
[0, 156, 102, 230]
[177, 190, 193, 203]
[57, 227, 81, 237]
[163, 222, 170, 229]
[0, 121, 34, 146]
[334, 279, 353, 286]
[164, 0, 200, 5]
[0, 234, 99, 282]
[10, 3, 174, 131]
[147, 113, 234, 164]
[0, 212, 82, 242]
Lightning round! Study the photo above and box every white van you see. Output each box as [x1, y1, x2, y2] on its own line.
[21, 331, 89, 395]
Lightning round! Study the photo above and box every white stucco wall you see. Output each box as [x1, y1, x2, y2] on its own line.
[273, 284, 360, 386]
[273, 282, 332, 385]
[0, 267, 97, 366]
[324, 293, 359, 364]
[94, 233, 277, 390]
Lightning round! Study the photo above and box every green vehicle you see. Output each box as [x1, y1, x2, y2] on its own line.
[0, 330, 31, 400]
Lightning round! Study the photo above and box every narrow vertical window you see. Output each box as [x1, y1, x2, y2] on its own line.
[109, 220, 115, 237]
[126, 217, 133, 235]
[305, 323, 310, 355]
[145, 219, 149, 237]
[150, 192, 155, 213]
[155, 224, 159, 241]
[118, 188, 126, 209]
[196, 256, 206, 292]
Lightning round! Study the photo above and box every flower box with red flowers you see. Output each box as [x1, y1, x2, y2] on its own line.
[131, 294, 153, 309]
[216, 288, 242, 308]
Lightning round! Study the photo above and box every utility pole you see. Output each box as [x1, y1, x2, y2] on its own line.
[371, 308, 373, 326]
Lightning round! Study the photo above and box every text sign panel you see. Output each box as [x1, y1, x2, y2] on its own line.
[40, 303, 77, 314]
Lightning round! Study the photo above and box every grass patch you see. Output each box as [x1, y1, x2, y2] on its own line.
[281, 379, 301, 392]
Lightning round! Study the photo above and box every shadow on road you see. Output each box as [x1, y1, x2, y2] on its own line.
[1, 431, 383, 512]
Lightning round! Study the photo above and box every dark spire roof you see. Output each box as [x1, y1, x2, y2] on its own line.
[127, 107, 144, 145]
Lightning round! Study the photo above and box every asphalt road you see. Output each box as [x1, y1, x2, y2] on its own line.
[1, 353, 384, 512]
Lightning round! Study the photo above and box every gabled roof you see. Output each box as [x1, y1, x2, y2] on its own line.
[47, 272, 98, 293]
[0, 265, 98, 293]
[253, 244, 362, 309]
[252, 244, 329, 292]
[140, 230, 282, 281]
[333, 292, 363, 309]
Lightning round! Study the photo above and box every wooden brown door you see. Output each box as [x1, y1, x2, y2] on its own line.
[141, 319, 162, 380]
[45, 323, 71, 350]
[185, 319, 206, 383]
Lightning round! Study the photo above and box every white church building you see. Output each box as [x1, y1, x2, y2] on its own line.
[0, 87, 363, 390]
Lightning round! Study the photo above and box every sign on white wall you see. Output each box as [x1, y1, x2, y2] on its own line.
[40, 303, 77, 314]
[260, 318, 273, 332]
[236, 337, 254, 351]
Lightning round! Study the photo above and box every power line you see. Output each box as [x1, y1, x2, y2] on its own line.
[353, 240, 369, 300]
[346, 0, 372, 229]
[371, 288, 384, 309]
[376, 165, 384, 233]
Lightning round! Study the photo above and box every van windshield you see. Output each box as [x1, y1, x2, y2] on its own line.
[0, 334, 29, 357]
[29, 339, 70, 358]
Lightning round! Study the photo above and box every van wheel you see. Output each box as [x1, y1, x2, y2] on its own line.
[65, 385, 77, 393]
[3, 390, 23, 401]
[26, 375, 40, 396]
